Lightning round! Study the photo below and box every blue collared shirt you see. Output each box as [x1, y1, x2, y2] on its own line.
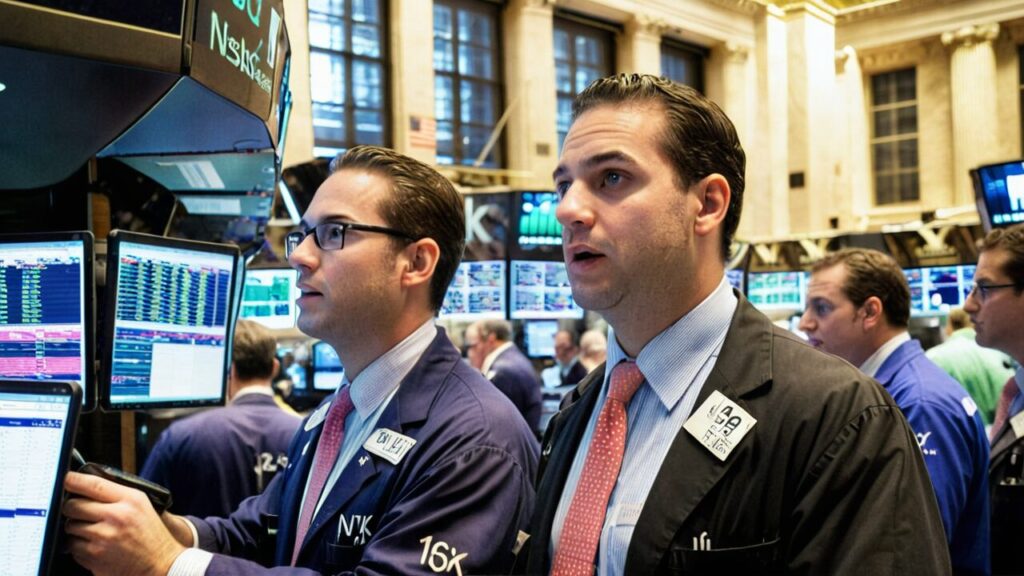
[1009, 366, 1024, 420]
[550, 277, 738, 576]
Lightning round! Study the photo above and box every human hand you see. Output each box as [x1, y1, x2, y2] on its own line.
[64, 471, 186, 576]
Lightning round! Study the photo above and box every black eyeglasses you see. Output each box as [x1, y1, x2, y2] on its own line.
[968, 282, 1019, 303]
[285, 222, 418, 258]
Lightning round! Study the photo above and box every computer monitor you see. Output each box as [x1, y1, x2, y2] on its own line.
[525, 319, 560, 358]
[746, 271, 808, 312]
[101, 231, 240, 410]
[0, 231, 95, 411]
[239, 267, 299, 330]
[311, 341, 344, 391]
[510, 260, 584, 320]
[971, 160, 1024, 231]
[903, 264, 976, 317]
[726, 268, 745, 292]
[439, 260, 507, 321]
[0, 380, 81, 576]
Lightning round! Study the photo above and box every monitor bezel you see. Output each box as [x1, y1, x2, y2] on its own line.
[971, 159, 1024, 232]
[0, 231, 96, 412]
[509, 259, 584, 320]
[100, 230, 240, 411]
[0, 379, 81, 576]
[310, 340, 343, 392]
[744, 269, 809, 312]
[239, 264, 299, 330]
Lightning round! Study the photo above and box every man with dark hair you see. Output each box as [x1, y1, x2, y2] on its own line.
[65, 146, 539, 575]
[140, 319, 301, 518]
[801, 247, 989, 575]
[927, 308, 1014, 425]
[524, 73, 948, 574]
[466, 318, 542, 433]
[964, 223, 1024, 574]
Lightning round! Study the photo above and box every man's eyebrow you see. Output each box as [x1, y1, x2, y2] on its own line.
[553, 151, 639, 181]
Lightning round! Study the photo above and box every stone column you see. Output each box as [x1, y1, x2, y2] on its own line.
[834, 45, 870, 227]
[741, 4, 788, 241]
[785, 1, 836, 234]
[618, 15, 665, 76]
[504, 0, 558, 188]
[941, 23, 1000, 205]
[391, 0, 436, 163]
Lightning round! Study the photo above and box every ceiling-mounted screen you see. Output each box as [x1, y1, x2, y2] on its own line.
[510, 260, 584, 320]
[439, 260, 507, 321]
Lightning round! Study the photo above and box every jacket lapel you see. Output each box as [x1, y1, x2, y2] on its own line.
[527, 367, 605, 574]
[293, 329, 457, 559]
[625, 295, 774, 574]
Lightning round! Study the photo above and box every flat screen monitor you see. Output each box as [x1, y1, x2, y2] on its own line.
[439, 260, 507, 321]
[510, 260, 584, 320]
[311, 341, 343, 391]
[746, 271, 808, 312]
[525, 319, 560, 358]
[0, 231, 95, 411]
[903, 264, 975, 317]
[0, 380, 81, 576]
[726, 268, 745, 292]
[239, 267, 298, 330]
[517, 192, 563, 248]
[972, 160, 1024, 230]
[101, 231, 240, 410]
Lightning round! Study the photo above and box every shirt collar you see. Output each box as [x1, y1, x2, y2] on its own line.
[230, 386, 273, 403]
[343, 319, 438, 418]
[605, 276, 738, 410]
[859, 331, 911, 378]
[481, 341, 515, 375]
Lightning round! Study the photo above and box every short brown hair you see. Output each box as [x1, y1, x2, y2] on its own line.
[332, 146, 466, 312]
[811, 248, 910, 328]
[979, 224, 1024, 293]
[232, 319, 278, 381]
[572, 74, 745, 260]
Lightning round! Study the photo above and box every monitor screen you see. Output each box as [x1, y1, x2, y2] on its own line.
[0, 380, 81, 576]
[510, 260, 584, 320]
[311, 341, 343, 391]
[439, 260, 507, 321]
[903, 264, 975, 317]
[972, 160, 1024, 229]
[239, 267, 298, 330]
[517, 192, 563, 248]
[525, 320, 560, 358]
[0, 231, 95, 410]
[101, 231, 240, 410]
[726, 268, 745, 292]
[746, 271, 808, 311]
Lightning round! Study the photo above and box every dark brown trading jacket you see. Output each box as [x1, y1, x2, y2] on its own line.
[520, 294, 951, 576]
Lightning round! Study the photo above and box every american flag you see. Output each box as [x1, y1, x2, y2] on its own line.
[409, 116, 437, 149]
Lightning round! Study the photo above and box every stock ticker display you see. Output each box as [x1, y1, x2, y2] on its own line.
[0, 242, 86, 382]
[108, 243, 234, 403]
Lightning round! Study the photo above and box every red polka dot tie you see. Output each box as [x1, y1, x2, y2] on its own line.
[991, 376, 1019, 442]
[552, 360, 645, 576]
[292, 386, 354, 565]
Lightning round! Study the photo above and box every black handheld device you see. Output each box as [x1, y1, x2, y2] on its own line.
[71, 449, 173, 514]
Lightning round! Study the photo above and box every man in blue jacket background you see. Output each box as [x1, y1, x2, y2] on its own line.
[64, 146, 539, 576]
[801, 247, 990, 576]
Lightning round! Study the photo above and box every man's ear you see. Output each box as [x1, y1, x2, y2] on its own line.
[693, 174, 730, 239]
[860, 296, 885, 331]
[401, 238, 440, 290]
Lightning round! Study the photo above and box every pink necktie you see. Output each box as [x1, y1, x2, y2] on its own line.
[552, 361, 645, 576]
[991, 377, 1019, 442]
[292, 386, 354, 565]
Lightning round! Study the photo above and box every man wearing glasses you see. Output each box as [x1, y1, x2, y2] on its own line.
[64, 146, 539, 575]
[965, 223, 1024, 574]
[800, 248, 989, 575]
